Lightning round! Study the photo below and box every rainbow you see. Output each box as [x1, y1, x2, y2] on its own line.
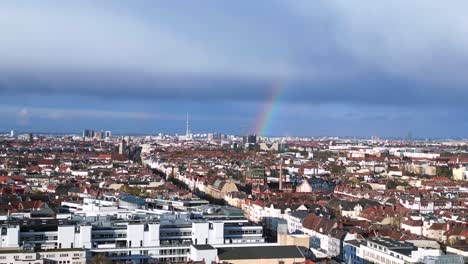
[254, 81, 284, 136]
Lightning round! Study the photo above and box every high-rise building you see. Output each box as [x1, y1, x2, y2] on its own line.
[119, 139, 126, 155]
[243, 134, 258, 145]
[9, 130, 15, 138]
[105, 130, 112, 138]
[83, 129, 94, 138]
[94, 131, 102, 139]
[248, 134, 257, 144]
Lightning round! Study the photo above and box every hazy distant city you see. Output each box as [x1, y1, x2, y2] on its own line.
[1, 1, 468, 264]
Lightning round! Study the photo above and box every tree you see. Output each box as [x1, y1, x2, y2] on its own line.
[436, 166, 452, 177]
[350, 178, 360, 187]
[385, 180, 397, 190]
[329, 162, 345, 175]
[120, 185, 144, 196]
[313, 151, 334, 162]
[89, 254, 111, 264]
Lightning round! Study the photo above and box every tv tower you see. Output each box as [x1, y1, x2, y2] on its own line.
[185, 113, 191, 139]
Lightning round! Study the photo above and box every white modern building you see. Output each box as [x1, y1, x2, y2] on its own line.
[358, 237, 442, 264]
[0, 215, 265, 263]
[0, 248, 86, 264]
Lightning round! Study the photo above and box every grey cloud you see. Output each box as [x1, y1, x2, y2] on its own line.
[1, 106, 175, 121]
[288, 1, 468, 82]
[0, 2, 317, 81]
[0, 105, 248, 124]
[1, 1, 468, 108]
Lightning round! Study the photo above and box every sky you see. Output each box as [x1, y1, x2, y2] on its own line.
[1, 1, 468, 138]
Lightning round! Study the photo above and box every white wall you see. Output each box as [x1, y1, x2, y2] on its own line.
[58, 225, 76, 249]
[144, 223, 160, 247]
[1, 226, 20, 247]
[127, 224, 144, 248]
[78, 225, 92, 249]
[208, 222, 224, 245]
[192, 222, 209, 245]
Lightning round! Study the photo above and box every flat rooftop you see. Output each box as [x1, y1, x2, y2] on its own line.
[192, 244, 215, 250]
[217, 245, 304, 260]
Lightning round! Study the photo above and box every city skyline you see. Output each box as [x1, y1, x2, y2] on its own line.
[1, 1, 468, 137]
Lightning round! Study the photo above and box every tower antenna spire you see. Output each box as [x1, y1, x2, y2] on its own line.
[186, 112, 190, 137]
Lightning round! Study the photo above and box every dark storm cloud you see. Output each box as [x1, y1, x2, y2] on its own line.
[1, 69, 467, 107]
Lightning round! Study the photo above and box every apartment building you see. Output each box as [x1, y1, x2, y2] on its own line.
[0, 248, 86, 264]
[358, 238, 441, 264]
[0, 216, 264, 263]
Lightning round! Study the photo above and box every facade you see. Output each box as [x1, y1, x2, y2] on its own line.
[245, 166, 265, 185]
[400, 217, 423, 236]
[205, 179, 238, 200]
[296, 177, 335, 193]
[399, 196, 454, 214]
[358, 238, 441, 264]
[285, 211, 308, 234]
[343, 240, 367, 264]
[452, 166, 468, 181]
[0, 248, 86, 264]
[0, 217, 265, 263]
[302, 214, 338, 256]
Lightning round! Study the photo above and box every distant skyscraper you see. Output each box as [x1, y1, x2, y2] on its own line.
[119, 139, 126, 155]
[243, 134, 257, 150]
[105, 131, 112, 138]
[406, 131, 413, 141]
[83, 129, 94, 138]
[10, 130, 15, 138]
[95, 131, 106, 140]
[248, 134, 257, 144]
